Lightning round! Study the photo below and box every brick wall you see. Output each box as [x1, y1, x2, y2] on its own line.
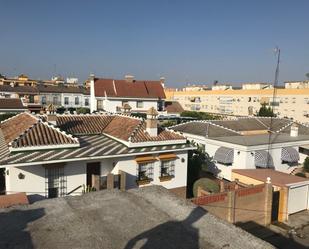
[192, 183, 272, 225]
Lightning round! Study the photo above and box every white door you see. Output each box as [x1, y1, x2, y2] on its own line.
[288, 185, 309, 214]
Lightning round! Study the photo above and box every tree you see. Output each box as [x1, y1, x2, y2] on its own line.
[305, 73, 309, 80]
[257, 103, 275, 117]
[304, 157, 309, 173]
[180, 111, 220, 120]
[187, 141, 213, 197]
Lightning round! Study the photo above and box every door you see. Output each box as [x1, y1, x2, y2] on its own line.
[0, 168, 5, 195]
[288, 185, 309, 214]
[87, 162, 101, 187]
[46, 166, 66, 198]
[271, 191, 280, 222]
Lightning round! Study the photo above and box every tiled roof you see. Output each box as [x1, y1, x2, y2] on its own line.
[0, 113, 79, 150]
[94, 78, 165, 99]
[0, 134, 191, 166]
[0, 98, 26, 110]
[0, 85, 38, 93]
[10, 121, 79, 149]
[232, 169, 309, 187]
[164, 101, 184, 114]
[37, 85, 90, 94]
[57, 115, 114, 135]
[56, 114, 185, 143]
[0, 113, 38, 144]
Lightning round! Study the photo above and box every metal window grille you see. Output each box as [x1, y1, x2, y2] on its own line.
[45, 167, 67, 198]
[137, 163, 154, 181]
[160, 160, 175, 177]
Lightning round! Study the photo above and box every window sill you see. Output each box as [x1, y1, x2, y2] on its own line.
[159, 175, 173, 182]
[136, 179, 151, 186]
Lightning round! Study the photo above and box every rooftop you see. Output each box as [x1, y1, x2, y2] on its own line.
[94, 78, 165, 99]
[0, 98, 26, 110]
[170, 117, 309, 146]
[232, 169, 309, 187]
[0, 186, 274, 249]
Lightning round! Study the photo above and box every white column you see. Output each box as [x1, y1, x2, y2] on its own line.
[90, 74, 96, 113]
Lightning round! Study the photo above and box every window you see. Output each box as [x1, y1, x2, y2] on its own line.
[45, 167, 66, 198]
[136, 101, 144, 108]
[75, 97, 79, 105]
[85, 98, 89, 106]
[42, 96, 46, 105]
[64, 97, 69, 105]
[137, 162, 154, 181]
[160, 160, 175, 177]
[53, 96, 58, 105]
[97, 100, 103, 110]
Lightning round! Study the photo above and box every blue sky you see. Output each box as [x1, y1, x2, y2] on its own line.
[1, 0, 308, 87]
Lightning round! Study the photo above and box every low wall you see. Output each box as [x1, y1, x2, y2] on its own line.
[0, 192, 29, 208]
[192, 183, 272, 226]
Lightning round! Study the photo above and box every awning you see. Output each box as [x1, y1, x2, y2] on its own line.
[214, 147, 234, 165]
[158, 153, 178, 161]
[255, 150, 273, 168]
[281, 147, 299, 163]
[135, 155, 157, 164]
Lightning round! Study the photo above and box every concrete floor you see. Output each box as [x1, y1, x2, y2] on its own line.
[0, 186, 274, 249]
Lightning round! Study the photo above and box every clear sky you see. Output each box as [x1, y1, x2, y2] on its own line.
[1, 0, 308, 87]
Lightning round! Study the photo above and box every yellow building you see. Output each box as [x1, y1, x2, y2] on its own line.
[165, 82, 309, 123]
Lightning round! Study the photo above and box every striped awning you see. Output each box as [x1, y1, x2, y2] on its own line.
[214, 147, 234, 165]
[281, 147, 299, 163]
[255, 150, 273, 168]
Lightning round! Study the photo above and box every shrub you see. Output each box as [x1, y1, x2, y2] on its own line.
[193, 178, 220, 197]
[0, 113, 17, 122]
[56, 107, 66, 114]
[304, 157, 309, 173]
[76, 107, 90, 114]
[295, 172, 306, 178]
[180, 111, 220, 120]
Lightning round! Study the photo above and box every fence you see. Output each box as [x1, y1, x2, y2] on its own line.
[192, 183, 272, 226]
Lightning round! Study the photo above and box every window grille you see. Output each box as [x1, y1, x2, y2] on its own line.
[160, 160, 175, 177]
[137, 162, 154, 181]
[45, 167, 67, 198]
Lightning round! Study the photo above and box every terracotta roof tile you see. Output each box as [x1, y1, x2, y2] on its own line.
[0, 98, 26, 110]
[11, 121, 79, 149]
[94, 78, 165, 98]
[57, 115, 114, 135]
[0, 113, 38, 143]
[164, 101, 184, 114]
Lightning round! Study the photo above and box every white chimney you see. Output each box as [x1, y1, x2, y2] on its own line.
[146, 107, 158, 137]
[290, 123, 299, 137]
[160, 77, 165, 88]
[125, 74, 135, 83]
[89, 73, 96, 113]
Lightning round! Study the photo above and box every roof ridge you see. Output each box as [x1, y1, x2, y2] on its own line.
[206, 120, 241, 134]
[128, 119, 144, 142]
[276, 120, 294, 133]
[0, 112, 37, 124]
[10, 120, 79, 148]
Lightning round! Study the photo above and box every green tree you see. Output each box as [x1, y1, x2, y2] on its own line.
[187, 141, 213, 197]
[257, 103, 275, 117]
[180, 111, 220, 120]
[304, 157, 309, 173]
[305, 73, 309, 79]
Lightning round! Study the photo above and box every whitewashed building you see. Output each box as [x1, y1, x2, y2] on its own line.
[0, 109, 192, 201]
[170, 117, 309, 181]
[89, 74, 166, 113]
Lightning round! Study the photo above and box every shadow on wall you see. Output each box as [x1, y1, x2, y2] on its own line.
[237, 221, 308, 249]
[0, 208, 45, 249]
[123, 207, 208, 249]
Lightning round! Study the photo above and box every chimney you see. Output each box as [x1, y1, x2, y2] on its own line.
[146, 107, 158, 137]
[46, 104, 57, 125]
[160, 77, 165, 88]
[290, 123, 299, 137]
[125, 74, 135, 83]
[89, 73, 96, 113]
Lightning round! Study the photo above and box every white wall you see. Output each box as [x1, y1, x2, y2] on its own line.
[5, 151, 189, 198]
[99, 98, 159, 113]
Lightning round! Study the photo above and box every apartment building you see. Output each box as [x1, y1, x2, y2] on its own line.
[165, 81, 309, 123]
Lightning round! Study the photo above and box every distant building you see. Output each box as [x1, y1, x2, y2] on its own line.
[89, 74, 166, 113]
[166, 81, 309, 123]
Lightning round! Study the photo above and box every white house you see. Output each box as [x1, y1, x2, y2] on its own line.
[0, 109, 192, 201]
[89, 74, 166, 113]
[170, 117, 309, 181]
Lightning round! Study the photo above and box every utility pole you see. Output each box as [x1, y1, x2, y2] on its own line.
[267, 47, 281, 167]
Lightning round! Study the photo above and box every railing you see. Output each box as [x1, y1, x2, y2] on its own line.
[66, 185, 82, 195]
